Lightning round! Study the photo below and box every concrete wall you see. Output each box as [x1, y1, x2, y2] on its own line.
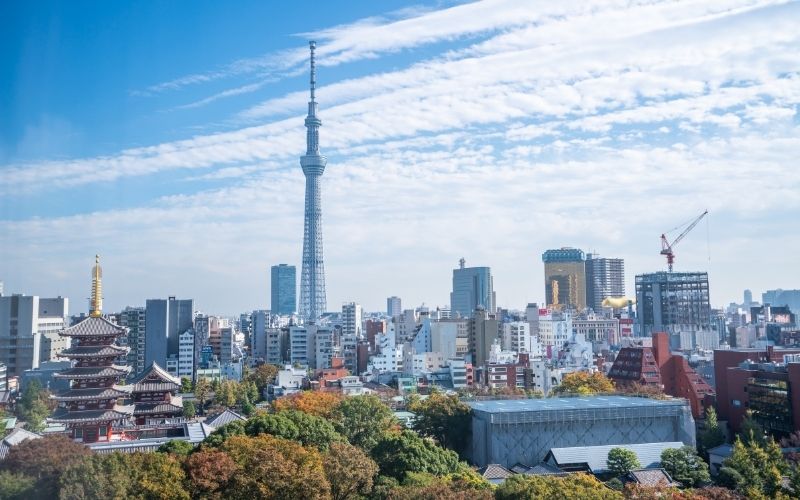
[470, 402, 695, 467]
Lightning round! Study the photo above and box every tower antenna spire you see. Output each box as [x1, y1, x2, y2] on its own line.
[309, 40, 316, 103]
[90, 254, 103, 317]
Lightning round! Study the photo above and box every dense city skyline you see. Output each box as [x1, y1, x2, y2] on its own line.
[2, 0, 800, 314]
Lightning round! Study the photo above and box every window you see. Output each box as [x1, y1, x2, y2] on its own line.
[732, 399, 741, 407]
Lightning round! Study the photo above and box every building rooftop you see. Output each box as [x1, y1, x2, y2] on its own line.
[546, 442, 684, 473]
[467, 396, 686, 414]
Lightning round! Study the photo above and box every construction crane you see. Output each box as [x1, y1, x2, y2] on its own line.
[660, 210, 709, 272]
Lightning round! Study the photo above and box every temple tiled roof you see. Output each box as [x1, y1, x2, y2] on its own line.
[204, 409, 245, 428]
[59, 316, 127, 338]
[53, 365, 131, 380]
[60, 345, 129, 358]
[49, 405, 133, 424]
[133, 399, 183, 416]
[128, 362, 181, 393]
[51, 387, 130, 402]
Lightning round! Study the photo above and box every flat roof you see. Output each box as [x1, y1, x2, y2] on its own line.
[467, 396, 685, 413]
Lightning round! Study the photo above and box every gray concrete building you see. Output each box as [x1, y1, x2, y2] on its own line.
[145, 297, 194, 369]
[468, 396, 695, 468]
[0, 295, 68, 377]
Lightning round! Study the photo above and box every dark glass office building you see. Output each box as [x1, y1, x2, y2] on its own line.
[271, 264, 297, 316]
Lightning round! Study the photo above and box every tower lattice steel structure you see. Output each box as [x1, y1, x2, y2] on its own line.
[298, 41, 327, 322]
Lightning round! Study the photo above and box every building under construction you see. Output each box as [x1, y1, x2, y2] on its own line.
[468, 396, 695, 468]
[635, 271, 711, 341]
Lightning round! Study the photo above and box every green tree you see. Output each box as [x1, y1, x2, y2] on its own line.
[553, 371, 615, 395]
[370, 430, 461, 481]
[698, 407, 726, 457]
[280, 409, 344, 451]
[244, 363, 279, 398]
[332, 395, 396, 451]
[324, 442, 379, 500]
[57, 453, 132, 499]
[607, 447, 641, 476]
[787, 463, 800, 498]
[495, 473, 622, 500]
[195, 378, 211, 416]
[721, 436, 786, 497]
[0, 471, 36, 500]
[2, 434, 90, 499]
[215, 380, 238, 408]
[407, 392, 471, 456]
[201, 420, 247, 448]
[739, 410, 766, 446]
[182, 400, 196, 419]
[244, 413, 300, 441]
[220, 434, 331, 499]
[16, 380, 51, 432]
[180, 377, 193, 393]
[157, 439, 195, 456]
[660, 446, 710, 487]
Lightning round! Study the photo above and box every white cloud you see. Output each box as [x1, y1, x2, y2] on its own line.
[3, 0, 800, 311]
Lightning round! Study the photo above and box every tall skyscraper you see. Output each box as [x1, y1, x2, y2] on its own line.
[387, 296, 402, 317]
[542, 248, 586, 311]
[0, 294, 68, 377]
[585, 254, 625, 312]
[144, 297, 194, 369]
[450, 258, 495, 317]
[299, 41, 327, 323]
[271, 264, 297, 315]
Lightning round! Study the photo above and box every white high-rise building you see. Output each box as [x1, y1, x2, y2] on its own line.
[342, 303, 363, 338]
[537, 309, 573, 354]
[0, 294, 69, 377]
[178, 329, 195, 378]
[502, 321, 541, 357]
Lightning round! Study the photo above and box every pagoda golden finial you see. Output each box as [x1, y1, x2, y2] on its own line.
[90, 254, 103, 317]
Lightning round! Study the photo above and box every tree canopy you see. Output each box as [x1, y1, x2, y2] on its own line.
[607, 447, 641, 476]
[332, 394, 397, 451]
[660, 446, 710, 487]
[219, 434, 331, 499]
[495, 473, 622, 500]
[370, 430, 462, 481]
[2, 434, 91, 499]
[553, 371, 615, 395]
[16, 380, 51, 432]
[719, 435, 786, 497]
[324, 442, 379, 500]
[407, 392, 472, 456]
[272, 390, 343, 418]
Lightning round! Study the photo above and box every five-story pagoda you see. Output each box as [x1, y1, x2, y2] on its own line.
[50, 255, 133, 443]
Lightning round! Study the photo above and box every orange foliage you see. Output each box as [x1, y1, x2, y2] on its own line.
[272, 390, 343, 418]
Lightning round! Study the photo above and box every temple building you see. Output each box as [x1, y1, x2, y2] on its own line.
[128, 362, 183, 427]
[50, 256, 133, 443]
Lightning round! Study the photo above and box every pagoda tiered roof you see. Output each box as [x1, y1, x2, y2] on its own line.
[53, 365, 131, 379]
[60, 345, 129, 358]
[59, 316, 127, 338]
[128, 362, 181, 393]
[51, 386, 130, 402]
[50, 405, 133, 424]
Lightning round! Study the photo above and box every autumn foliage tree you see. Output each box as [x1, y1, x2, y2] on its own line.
[553, 371, 615, 395]
[495, 473, 622, 500]
[272, 390, 343, 418]
[324, 442, 379, 500]
[184, 449, 238, 499]
[2, 434, 91, 499]
[219, 434, 331, 499]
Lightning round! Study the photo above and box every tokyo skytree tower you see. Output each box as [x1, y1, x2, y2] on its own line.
[298, 41, 327, 322]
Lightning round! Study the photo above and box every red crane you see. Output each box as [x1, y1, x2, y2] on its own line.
[660, 210, 708, 272]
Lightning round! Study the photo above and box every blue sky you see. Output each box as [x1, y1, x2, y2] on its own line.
[1, 0, 799, 315]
